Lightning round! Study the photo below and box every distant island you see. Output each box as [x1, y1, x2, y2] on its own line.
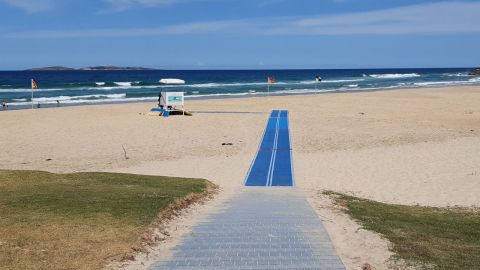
[27, 65, 158, 71]
[27, 66, 76, 71]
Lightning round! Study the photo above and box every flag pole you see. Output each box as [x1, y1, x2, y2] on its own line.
[31, 79, 34, 109]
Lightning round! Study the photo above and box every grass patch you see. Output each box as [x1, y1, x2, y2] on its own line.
[324, 191, 480, 269]
[0, 170, 213, 270]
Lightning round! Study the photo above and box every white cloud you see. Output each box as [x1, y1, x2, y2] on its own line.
[1, 0, 181, 13]
[2, 1, 480, 37]
[282, 1, 480, 35]
[1, 0, 56, 13]
[3, 20, 247, 38]
[103, 0, 178, 11]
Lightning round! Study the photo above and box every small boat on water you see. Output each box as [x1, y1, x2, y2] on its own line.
[159, 78, 185, 85]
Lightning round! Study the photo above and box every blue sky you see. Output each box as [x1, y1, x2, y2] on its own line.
[0, 0, 479, 70]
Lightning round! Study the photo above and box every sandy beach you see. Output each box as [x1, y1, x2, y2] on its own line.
[2, 86, 480, 269]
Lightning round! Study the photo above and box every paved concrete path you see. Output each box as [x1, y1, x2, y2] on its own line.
[149, 188, 345, 270]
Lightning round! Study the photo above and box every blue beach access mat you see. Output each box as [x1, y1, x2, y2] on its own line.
[244, 110, 294, 186]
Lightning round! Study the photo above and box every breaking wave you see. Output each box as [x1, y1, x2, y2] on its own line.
[366, 73, 421, 79]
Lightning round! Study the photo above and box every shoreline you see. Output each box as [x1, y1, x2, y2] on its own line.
[2, 83, 479, 111]
[2, 85, 479, 207]
[2, 85, 480, 269]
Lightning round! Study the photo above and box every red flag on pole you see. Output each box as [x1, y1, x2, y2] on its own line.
[30, 79, 38, 109]
[31, 79, 38, 89]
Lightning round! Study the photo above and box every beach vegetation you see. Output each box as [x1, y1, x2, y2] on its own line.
[325, 191, 480, 269]
[0, 170, 213, 270]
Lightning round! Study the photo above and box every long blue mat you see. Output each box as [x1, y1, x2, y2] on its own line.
[245, 110, 294, 186]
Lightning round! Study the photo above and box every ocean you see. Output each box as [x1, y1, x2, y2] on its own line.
[0, 68, 478, 109]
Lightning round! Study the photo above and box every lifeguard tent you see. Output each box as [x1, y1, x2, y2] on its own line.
[150, 78, 192, 117]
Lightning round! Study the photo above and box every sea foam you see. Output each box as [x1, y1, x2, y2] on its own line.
[114, 82, 132, 87]
[367, 73, 421, 79]
[32, 93, 127, 103]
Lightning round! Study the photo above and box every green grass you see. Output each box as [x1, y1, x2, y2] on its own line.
[0, 170, 213, 270]
[325, 191, 480, 269]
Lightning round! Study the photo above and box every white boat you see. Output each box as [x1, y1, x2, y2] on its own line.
[159, 78, 185, 85]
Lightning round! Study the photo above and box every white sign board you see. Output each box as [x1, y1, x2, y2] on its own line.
[160, 92, 184, 107]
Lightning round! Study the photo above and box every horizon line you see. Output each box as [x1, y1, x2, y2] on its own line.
[0, 66, 476, 72]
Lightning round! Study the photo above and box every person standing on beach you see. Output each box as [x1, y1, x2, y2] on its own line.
[57, 100, 60, 107]
[158, 92, 164, 109]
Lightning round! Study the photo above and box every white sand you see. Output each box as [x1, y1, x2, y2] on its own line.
[2, 86, 480, 269]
